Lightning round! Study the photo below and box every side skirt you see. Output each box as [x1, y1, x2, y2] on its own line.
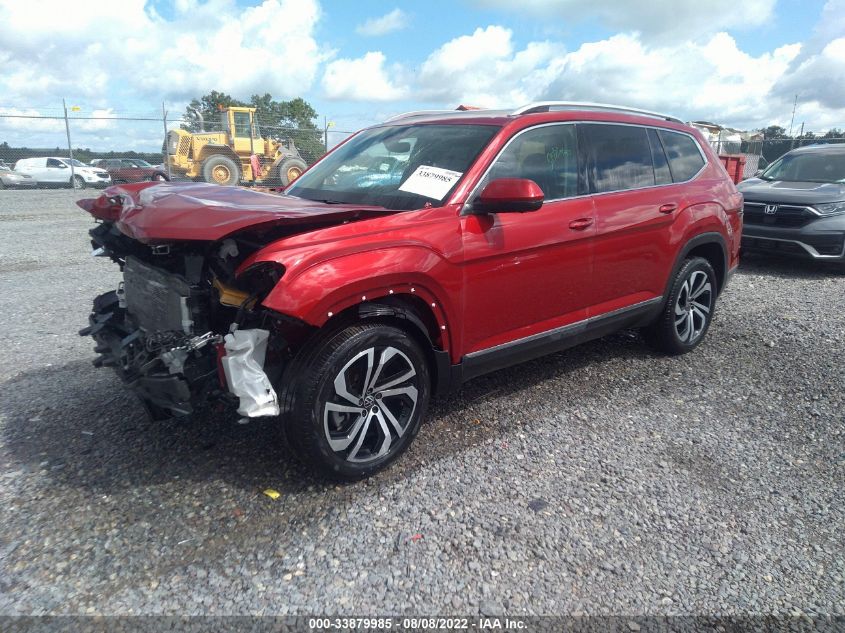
[457, 297, 664, 383]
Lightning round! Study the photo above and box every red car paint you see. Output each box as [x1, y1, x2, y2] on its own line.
[81, 110, 742, 367]
[95, 158, 169, 184]
[78, 181, 398, 242]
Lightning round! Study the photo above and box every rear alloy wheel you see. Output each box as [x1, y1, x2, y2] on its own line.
[71, 175, 85, 190]
[285, 323, 430, 480]
[644, 256, 716, 355]
[202, 155, 240, 186]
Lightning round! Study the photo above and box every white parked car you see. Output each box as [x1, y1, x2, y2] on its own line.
[13, 157, 112, 189]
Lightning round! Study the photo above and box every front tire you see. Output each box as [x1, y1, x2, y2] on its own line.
[277, 157, 307, 186]
[284, 323, 431, 481]
[644, 256, 716, 355]
[71, 175, 85, 189]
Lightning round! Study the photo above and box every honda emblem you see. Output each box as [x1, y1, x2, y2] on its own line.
[764, 204, 778, 214]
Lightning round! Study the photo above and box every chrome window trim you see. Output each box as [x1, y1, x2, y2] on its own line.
[464, 297, 664, 360]
[461, 121, 707, 214]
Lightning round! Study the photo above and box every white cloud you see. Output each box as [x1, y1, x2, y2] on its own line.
[772, 0, 845, 112]
[473, 0, 776, 41]
[356, 8, 408, 37]
[535, 32, 804, 129]
[0, 0, 327, 104]
[325, 24, 845, 132]
[416, 26, 563, 106]
[322, 52, 408, 101]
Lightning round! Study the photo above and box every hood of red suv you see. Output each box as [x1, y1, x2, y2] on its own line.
[77, 182, 397, 243]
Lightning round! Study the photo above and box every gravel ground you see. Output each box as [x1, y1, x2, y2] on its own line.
[0, 189, 843, 617]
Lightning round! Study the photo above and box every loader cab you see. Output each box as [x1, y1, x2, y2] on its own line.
[225, 107, 262, 156]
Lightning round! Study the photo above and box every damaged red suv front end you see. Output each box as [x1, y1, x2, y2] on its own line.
[78, 181, 399, 419]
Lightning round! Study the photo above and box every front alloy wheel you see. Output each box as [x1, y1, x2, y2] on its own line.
[323, 346, 419, 463]
[285, 323, 431, 480]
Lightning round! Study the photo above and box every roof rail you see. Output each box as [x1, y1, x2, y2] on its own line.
[384, 109, 459, 122]
[512, 101, 684, 124]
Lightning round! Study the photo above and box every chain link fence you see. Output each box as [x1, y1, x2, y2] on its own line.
[1, 103, 843, 188]
[0, 104, 354, 189]
[709, 137, 845, 179]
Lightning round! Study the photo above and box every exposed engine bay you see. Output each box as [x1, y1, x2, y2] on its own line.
[75, 183, 369, 420]
[81, 225, 295, 419]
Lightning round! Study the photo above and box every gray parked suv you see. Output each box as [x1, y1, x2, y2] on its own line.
[738, 144, 845, 261]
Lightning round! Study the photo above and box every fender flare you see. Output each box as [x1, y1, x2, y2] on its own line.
[665, 231, 728, 299]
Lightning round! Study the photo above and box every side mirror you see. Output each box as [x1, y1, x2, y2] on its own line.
[472, 178, 544, 214]
[57, 163, 68, 169]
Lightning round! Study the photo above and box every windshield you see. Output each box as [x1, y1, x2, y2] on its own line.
[129, 159, 153, 167]
[761, 151, 845, 183]
[286, 124, 500, 210]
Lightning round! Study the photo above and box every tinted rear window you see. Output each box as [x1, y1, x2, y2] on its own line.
[647, 128, 672, 185]
[658, 130, 705, 182]
[582, 124, 655, 193]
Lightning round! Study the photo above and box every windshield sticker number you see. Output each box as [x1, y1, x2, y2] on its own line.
[398, 165, 463, 200]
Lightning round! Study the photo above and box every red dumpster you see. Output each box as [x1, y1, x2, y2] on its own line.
[719, 154, 746, 184]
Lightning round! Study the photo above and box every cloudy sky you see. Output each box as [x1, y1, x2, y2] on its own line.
[0, 0, 842, 151]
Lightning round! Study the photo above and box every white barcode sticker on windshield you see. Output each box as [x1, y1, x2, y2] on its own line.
[398, 165, 462, 200]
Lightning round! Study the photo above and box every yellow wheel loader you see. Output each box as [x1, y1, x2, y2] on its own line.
[165, 106, 309, 186]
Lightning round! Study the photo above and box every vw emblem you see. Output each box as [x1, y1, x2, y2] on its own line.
[764, 204, 778, 215]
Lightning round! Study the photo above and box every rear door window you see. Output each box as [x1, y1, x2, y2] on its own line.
[581, 124, 655, 193]
[647, 128, 673, 185]
[658, 130, 705, 182]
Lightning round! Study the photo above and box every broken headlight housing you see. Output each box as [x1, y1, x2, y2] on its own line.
[236, 261, 285, 302]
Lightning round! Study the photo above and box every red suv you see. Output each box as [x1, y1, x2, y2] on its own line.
[79, 102, 742, 480]
[93, 158, 169, 183]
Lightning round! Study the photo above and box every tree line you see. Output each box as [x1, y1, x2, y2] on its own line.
[759, 126, 844, 162]
[0, 142, 160, 166]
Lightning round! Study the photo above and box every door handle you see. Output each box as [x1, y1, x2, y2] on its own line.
[568, 217, 594, 230]
[659, 203, 678, 214]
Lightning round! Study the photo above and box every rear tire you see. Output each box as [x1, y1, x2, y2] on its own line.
[284, 323, 431, 481]
[277, 157, 307, 186]
[201, 155, 240, 186]
[644, 256, 716, 355]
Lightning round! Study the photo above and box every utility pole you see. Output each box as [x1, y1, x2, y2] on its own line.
[162, 102, 172, 181]
[323, 116, 335, 152]
[788, 94, 798, 137]
[62, 98, 76, 187]
[796, 121, 805, 149]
